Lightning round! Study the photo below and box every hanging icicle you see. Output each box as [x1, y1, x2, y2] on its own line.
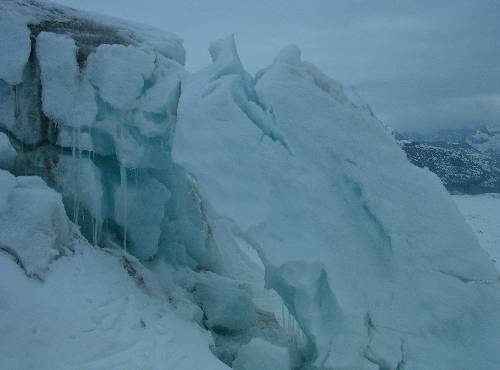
[13, 85, 19, 120]
[120, 164, 128, 253]
[281, 304, 285, 328]
[92, 194, 101, 246]
[72, 126, 81, 225]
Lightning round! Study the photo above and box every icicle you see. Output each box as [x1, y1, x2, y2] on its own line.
[92, 173, 101, 246]
[92, 193, 101, 246]
[21, 141, 27, 176]
[288, 312, 291, 335]
[13, 85, 19, 120]
[120, 164, 128, 253]
[93, 215, 101, 247]
[93, 151, 103, 246]
[92, 216, 97, 246]
[281, 304, 285, 328]
[72, 127, 81, 224]
[71, 126, 76, 159]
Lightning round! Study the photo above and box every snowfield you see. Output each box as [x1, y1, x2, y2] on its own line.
[0, 1, 500, 369]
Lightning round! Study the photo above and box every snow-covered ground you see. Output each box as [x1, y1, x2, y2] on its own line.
[453, 193, 500, 272]
[0, 168, 230, 370]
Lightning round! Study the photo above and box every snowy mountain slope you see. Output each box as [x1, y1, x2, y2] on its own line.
[400, 140, 500, 194]
[398, 126, 500, 194]
[467, 126, 500, 164]
[1, 1, 500, 369]
[405, 125, 500, 165]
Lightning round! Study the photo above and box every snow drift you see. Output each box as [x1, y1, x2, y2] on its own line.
[1, 1, 499, 369]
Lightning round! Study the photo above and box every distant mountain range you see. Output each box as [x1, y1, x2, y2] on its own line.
[397, 127, 500, 194]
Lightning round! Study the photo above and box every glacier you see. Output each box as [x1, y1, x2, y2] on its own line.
[0, 1, 499, 369]
[172, 36, 500, 369]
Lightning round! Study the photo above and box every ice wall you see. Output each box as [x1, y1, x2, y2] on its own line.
[173, 38, 500, 369]
[0, 2, 290, 368]
[0, 0, 213, 265]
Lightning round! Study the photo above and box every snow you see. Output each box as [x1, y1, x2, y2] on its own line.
[37, 31, 97, 128]
[1, 1, 500, 369]
[0, 132, 17, 170]
[0, 0, 185, 66]
[37, 32, 78, 124]
[173, 36, 500, 369]
[0, 169, 72, 279]
[467, 127, 500, 155]
[0, 10, 31, 85]
[87, 44, 155, 111]
[0, 226, 229, 370]
[453, 193, 500, 271]
[232, 338, 290, 370]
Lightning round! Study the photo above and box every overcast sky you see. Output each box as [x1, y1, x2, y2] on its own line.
[53, 0, 500, 133]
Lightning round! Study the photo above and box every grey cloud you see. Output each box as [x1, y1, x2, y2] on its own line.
[52, 0, 500, 133]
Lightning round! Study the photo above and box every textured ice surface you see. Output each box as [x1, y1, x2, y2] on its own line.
[195, 275, 257, 332]
[232, 338, 290, 370]
[0, 133, 16, 170]
[173, 36, 500, 369]
[113, 175, 171, 259]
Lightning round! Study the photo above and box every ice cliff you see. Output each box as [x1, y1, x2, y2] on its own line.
[1, 1, 499, 369]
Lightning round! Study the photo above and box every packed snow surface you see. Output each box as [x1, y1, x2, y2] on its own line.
[0, 169, 230, 370]
[0, 9, 31, 85]
[0, 1, 500, 369]
[453, 193, 500, 272]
